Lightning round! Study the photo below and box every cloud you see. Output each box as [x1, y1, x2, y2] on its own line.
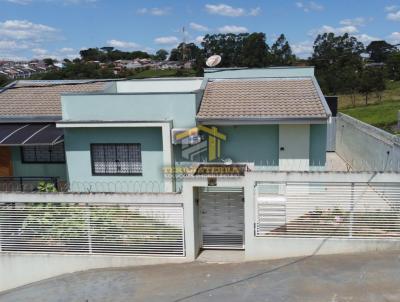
[106, 39, 140, 50]
[0, 20, 58, 42]
[5, 0, 32, 4]
[137, 7, 170, 16]
[59, 47, 74, 53]
[385, 5, 398, 12]
[387, 10, 400, 21]
[388, 32, 400, 44]
[205, 4, 260, 17]
[354, 34, 379, 44]
[194, 36, 205, 44]
[296, 1, 324, 12]
[291, 41, 313, 58]
[190, 22, 209, 32]
[218, 25, 248, 34]
[309, 25, 359, 36]
[154, 36, 179, 45]
[32, 48, 48, 55]
[0, 40, 30, 49]
[339, 17, 371, 27]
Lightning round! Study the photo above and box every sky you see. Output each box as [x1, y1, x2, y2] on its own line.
[0, 0, 400, 61]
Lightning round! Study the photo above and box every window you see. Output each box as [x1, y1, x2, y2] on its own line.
[91, 144, 142, 176]
[21, 143, 66, 163]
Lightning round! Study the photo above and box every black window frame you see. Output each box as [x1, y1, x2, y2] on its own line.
[20, 143, 66, 164]
[90, 143, 143, 176]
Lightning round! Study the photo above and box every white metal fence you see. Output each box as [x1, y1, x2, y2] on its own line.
[256, 182, 400, 239]
[0, 202, 185, 256]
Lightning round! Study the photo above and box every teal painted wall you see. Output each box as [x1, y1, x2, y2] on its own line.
[64, 127, 164, 191]
[309, 124, 327, 166]
[62, 93, 198, 128]
[174, 125, 279, 166]
[219, 125, 279, 165]
[11, 147, 67, 180]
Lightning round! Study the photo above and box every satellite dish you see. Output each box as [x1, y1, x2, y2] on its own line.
[206, 55, 222, 67]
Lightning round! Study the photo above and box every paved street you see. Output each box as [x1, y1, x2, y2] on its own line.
[1, 251, 400, 302]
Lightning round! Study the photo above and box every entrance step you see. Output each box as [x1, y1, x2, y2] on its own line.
[196, 250, 245, 263]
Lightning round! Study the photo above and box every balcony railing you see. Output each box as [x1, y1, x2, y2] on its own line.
[0, 177, 60, 192]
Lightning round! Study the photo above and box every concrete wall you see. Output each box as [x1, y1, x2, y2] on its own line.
[61, 93, 199, 128]
[2, 171, 400, 292]
[64, 127, 164, 190]
[336, 113, 400, 171]
[115, 79, 203, 93]
[11, 147, 67, 180]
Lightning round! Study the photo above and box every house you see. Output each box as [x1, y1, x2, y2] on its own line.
[0, 67, 333, 192]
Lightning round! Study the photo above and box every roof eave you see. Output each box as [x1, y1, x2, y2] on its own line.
[196, 116, 329, 125]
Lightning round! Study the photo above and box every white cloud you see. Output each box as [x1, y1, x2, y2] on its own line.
[6, 0, 32, 4]
[106, 39, 140, 50]
[0, 40, 29, 49]
[32, 48, 48, 55]
[387, 10, 400, 21]
[190, 22, 209, 32]
[309, 24, 358, 36]
[218, 25, 248, 34]
[137, 7, 170, 16]
[296, 1, 323, 12]
[0, 20, 57, 42]
[59, 47, 74, 53]
[354, 34, 379, 44]
[195, 36, 205, 44]
[291, 41, 313, 58]
[385, 5, 398, 12]
[388, 32, 400, 44]
[154, 36, 179, 45]
[205, 4, 260, 17]
[339, 17, 370, 27]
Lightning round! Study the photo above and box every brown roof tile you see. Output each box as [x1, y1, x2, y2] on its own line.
[197, 78, 329, 120]
[0, 81, 108, 117]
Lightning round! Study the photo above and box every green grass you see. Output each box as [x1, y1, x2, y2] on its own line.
[340, 101, 400, 134]
[339, 80, 400, 134]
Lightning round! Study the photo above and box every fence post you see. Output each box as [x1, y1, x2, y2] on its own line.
[349, 182, 355, 238]
[86, 204, 92, 254]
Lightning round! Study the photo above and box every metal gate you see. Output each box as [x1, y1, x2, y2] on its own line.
[199, 187, 244, 249]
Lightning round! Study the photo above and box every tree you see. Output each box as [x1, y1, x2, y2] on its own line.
[386, 51, 400, 81]
[155, 49, 168, 61]
[241, 33, 269, 67]
[169, 43, 202, 61]
[202, 33, 249, 67]
[0, 74, 8, 87]
[311, 33, 364, 94]
[366, 40, 396, 63]
[270, 34, 296, 65]
[359, 66, 385, 105]
[43, 58, 55, 66]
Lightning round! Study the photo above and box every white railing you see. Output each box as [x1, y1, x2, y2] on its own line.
[255, 182, 400, 239]
[0, 202, 185, 256]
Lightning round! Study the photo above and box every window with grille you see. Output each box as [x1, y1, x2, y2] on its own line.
[91, 144, 142, 176]
[21, 143, 66, 163]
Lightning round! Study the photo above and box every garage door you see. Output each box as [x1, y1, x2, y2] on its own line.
[199, 187, 244, 249]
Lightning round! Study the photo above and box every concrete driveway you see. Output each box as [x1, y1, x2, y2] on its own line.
[1, 251, 400, 302]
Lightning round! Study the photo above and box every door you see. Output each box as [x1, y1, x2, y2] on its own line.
[199, 188, 244, 249]
[0, 147, 13, 177]
[279, 124, 310, 171]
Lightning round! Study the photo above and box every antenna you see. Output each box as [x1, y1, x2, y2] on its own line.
[182, 27, 188, 62]
[206, 55, 222, 67]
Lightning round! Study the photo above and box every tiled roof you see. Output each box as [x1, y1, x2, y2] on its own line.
[197, 78, 329, 121]
[0, 80, 109, 118]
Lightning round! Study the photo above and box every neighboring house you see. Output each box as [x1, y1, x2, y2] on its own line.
[0, 67, 332, 192]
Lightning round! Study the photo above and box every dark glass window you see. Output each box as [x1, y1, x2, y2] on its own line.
[91, 144, 142, 176]
[21, 143, 66, 163]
